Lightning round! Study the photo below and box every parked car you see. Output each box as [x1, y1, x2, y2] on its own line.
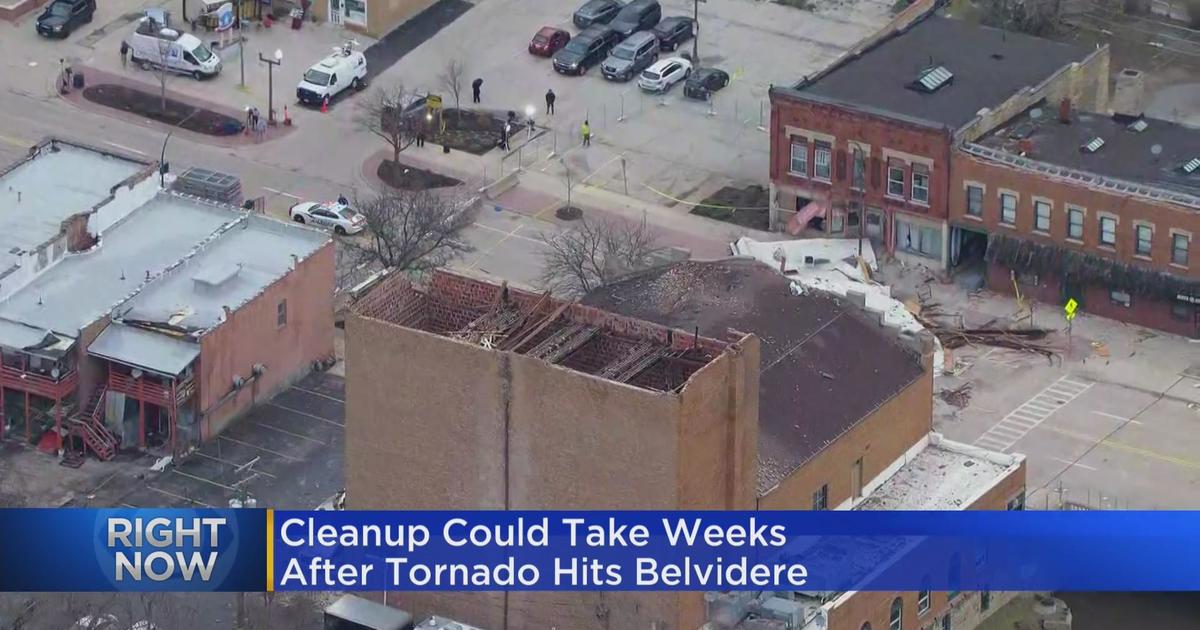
[553, 26, 619, 75]
[125, 18, 221, 79]
[683, 67, 729, 100]
[296, 42, 368, 107]
[35, 0, 94, 38]
[529, 26, 570, 57]
[652, 16, 694, 51]
[609, 0, 661, 38]
[289, 201, 365, 235]
[601, 31, 658, 82]
[638, 56, 691, 93]
[572, 0, 621, 28]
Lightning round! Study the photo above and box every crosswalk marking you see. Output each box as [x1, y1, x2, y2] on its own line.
[972, 375, 1093, 452]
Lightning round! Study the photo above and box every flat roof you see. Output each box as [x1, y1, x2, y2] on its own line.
[855, 436, 1021, 510]
[326, 596, 413, 630]
[88, 323, 200, 376]
[976, 109, 1200, 199]
[117, 214, 328, 334]
[581, 259, 926, 495]
[790, 15, 1092, 129]
[0, 195, 236, 338]
[0, 142, 146, 277]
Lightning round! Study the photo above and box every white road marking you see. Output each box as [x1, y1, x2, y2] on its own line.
[1092, 410, 1129, 422]
[263, 186, 303, 200]
[267, 401, 346, 428]
[103, 141, 147, 156]
[1053, 457, 1098, 471]
[289, 385, 346, 404]
[471, 222, 545, 244]
[973, 375, 1093, 451]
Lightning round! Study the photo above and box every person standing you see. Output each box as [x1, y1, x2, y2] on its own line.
[581, 120, 591, 147]
[545, 89, 556, 115]
[120, 42, 129, 68]
[472, 78, 483, 104]
[416, 130, 426, 148]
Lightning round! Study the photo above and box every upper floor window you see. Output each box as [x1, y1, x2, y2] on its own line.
[1136, 225, 1153, 257]
[1100, 216, 1117, 246]
[789, 137, 808, 176]
[966, 185, 983, 217]
[1067, 207, 1085, 240]
[1034, 200, 1051, 233]
[852, 148, 866, 190]
[1173, 233, 1190, 266]
[814, 142, 833, 181]
[911, 168, 930, 204]
[887, 161, 905, 197]
[1000, 193, 1017, 225]
[277, 299, 288, 328]
[918, 578, 932, 614]
[890, 597, 904, 630]
[812, 483, 828, 510]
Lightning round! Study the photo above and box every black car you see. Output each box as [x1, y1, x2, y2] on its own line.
[609, 0, 661, 38]
[653, 16, 694, 52]
[683, 67, 730, 100]
[573, 0, 621, 29]
[36, 0, 94, 38]
[553, 26, 619, 75]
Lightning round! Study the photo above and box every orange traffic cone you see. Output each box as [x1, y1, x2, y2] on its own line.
[320, 98, 328, 114]
[283, 105, 292, 126]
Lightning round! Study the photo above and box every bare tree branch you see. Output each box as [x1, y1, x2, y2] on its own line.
[345, 190, 477, 275]
[539, 214, 663, 298]
[355, 83, 420, 164]
[439, 58, 468, 121]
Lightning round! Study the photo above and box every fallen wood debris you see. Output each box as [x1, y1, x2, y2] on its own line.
[939, 382, 973, 408]
[914, 304, 1060, 362]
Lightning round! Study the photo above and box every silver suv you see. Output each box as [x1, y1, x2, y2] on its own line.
[601, 31, 659, 81]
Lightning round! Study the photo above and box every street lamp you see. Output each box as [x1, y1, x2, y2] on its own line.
[524, 104, 536, 139]
[259, 49, 283, 125]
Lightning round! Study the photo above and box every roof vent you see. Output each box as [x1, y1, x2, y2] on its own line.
[1127, 119, 1149, 133]
[912, 66, 953, 93]
[193, 263, 241, 290]
[1081, 137, 1105, 153]
[1182, 158, 1200, 174]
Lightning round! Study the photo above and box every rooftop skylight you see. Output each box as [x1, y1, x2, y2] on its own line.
[1082, 137, 1105, 153]
[913, 66, 953, 93]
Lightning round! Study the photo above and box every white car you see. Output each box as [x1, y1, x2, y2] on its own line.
[289, 201, 365, 235]
[296, 42, 368, 107]
[638, 57, 691, 93]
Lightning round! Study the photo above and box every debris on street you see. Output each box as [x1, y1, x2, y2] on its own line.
[914, 301, 1060, 362]
[938, 382, 973, 408]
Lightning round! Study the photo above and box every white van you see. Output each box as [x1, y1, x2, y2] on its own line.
[296, 42, 367, 107]
[124, 18, 221, 80]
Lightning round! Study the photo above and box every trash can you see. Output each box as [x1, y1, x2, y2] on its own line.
[72, 72, 84, 89]
[291, 14, 301, 28]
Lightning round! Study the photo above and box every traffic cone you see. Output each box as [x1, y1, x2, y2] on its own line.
[283, 105, 292, 126]
[320, 99, 328, 114]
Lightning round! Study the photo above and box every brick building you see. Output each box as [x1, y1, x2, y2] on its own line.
[0, 138, 335, 462]
[767, 12, 1107, 268]
[950, 87, 1200, 338]
[344, 262, 1026, 630]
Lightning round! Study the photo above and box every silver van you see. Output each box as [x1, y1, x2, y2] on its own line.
[601, 31, 659, 81]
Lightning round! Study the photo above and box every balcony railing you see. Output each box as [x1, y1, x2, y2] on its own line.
[0, 364, 78, 400]
[107, 371, 193, 406]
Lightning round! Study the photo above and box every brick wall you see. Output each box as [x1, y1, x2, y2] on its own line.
[197, 241, 335, 436]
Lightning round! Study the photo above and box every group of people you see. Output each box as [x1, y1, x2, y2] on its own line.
[468, 79, 593, 148]
[244, 106, 267, 142]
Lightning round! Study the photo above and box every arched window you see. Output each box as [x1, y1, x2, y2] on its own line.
[889, 597, 903, 630]
[861, 623, 873, 630]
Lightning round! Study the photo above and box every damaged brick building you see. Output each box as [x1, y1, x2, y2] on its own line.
[0, 138, 335, 463]
[344, 263, 1027, 630]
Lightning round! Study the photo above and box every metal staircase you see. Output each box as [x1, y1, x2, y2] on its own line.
[62, 386, 118, 467]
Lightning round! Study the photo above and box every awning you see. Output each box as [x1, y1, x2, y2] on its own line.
[89, 323, 198, 377]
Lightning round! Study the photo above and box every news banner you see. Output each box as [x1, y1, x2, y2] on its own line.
[0, 509, 1197, 592]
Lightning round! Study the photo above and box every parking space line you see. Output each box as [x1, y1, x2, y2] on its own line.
[289, 385, 346, 404]
[973, 375, 1093, 451]
[193, 451, 278, 478]
[172, 469, 237, 492]
[263, 186, 303, 200]
[220, 434, 302, 461]
[148, 485, 211, 507]
[254, 421, 328, 445]
[1092, 410, 1129, 421]
[1052, 457, 1098, 471]
[472, 222, 543, 244]
[266, 401, 346, 428]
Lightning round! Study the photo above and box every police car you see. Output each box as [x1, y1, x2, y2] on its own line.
[288, 201, 365, 235]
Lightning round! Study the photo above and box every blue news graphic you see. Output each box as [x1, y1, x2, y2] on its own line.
[0, 509, 266, 592]
[2, 509, 1200, 592]
[269, 510, 1200, 592]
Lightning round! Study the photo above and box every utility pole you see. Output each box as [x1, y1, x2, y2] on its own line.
[237, 0, 244, 87]
[259, 49, 283, 124]
[692, 0, 703, 65]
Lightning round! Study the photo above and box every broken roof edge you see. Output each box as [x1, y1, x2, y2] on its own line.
[770, 86, 949, 131]
[0, 136, 153, 181]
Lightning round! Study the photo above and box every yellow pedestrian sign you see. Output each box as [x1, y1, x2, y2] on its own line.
[1064, 298, 1078, 321]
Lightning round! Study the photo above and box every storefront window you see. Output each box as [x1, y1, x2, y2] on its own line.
[897, 218, 940, 260]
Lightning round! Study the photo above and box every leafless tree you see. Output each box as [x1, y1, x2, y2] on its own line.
[343, 190, 476, 274]
[981, 0, 1062, 35]
[539, 214, 663, 297]
[439, 58, 468, 121]
[356, 83, 420, 165]
[152, 33, 174, 111]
